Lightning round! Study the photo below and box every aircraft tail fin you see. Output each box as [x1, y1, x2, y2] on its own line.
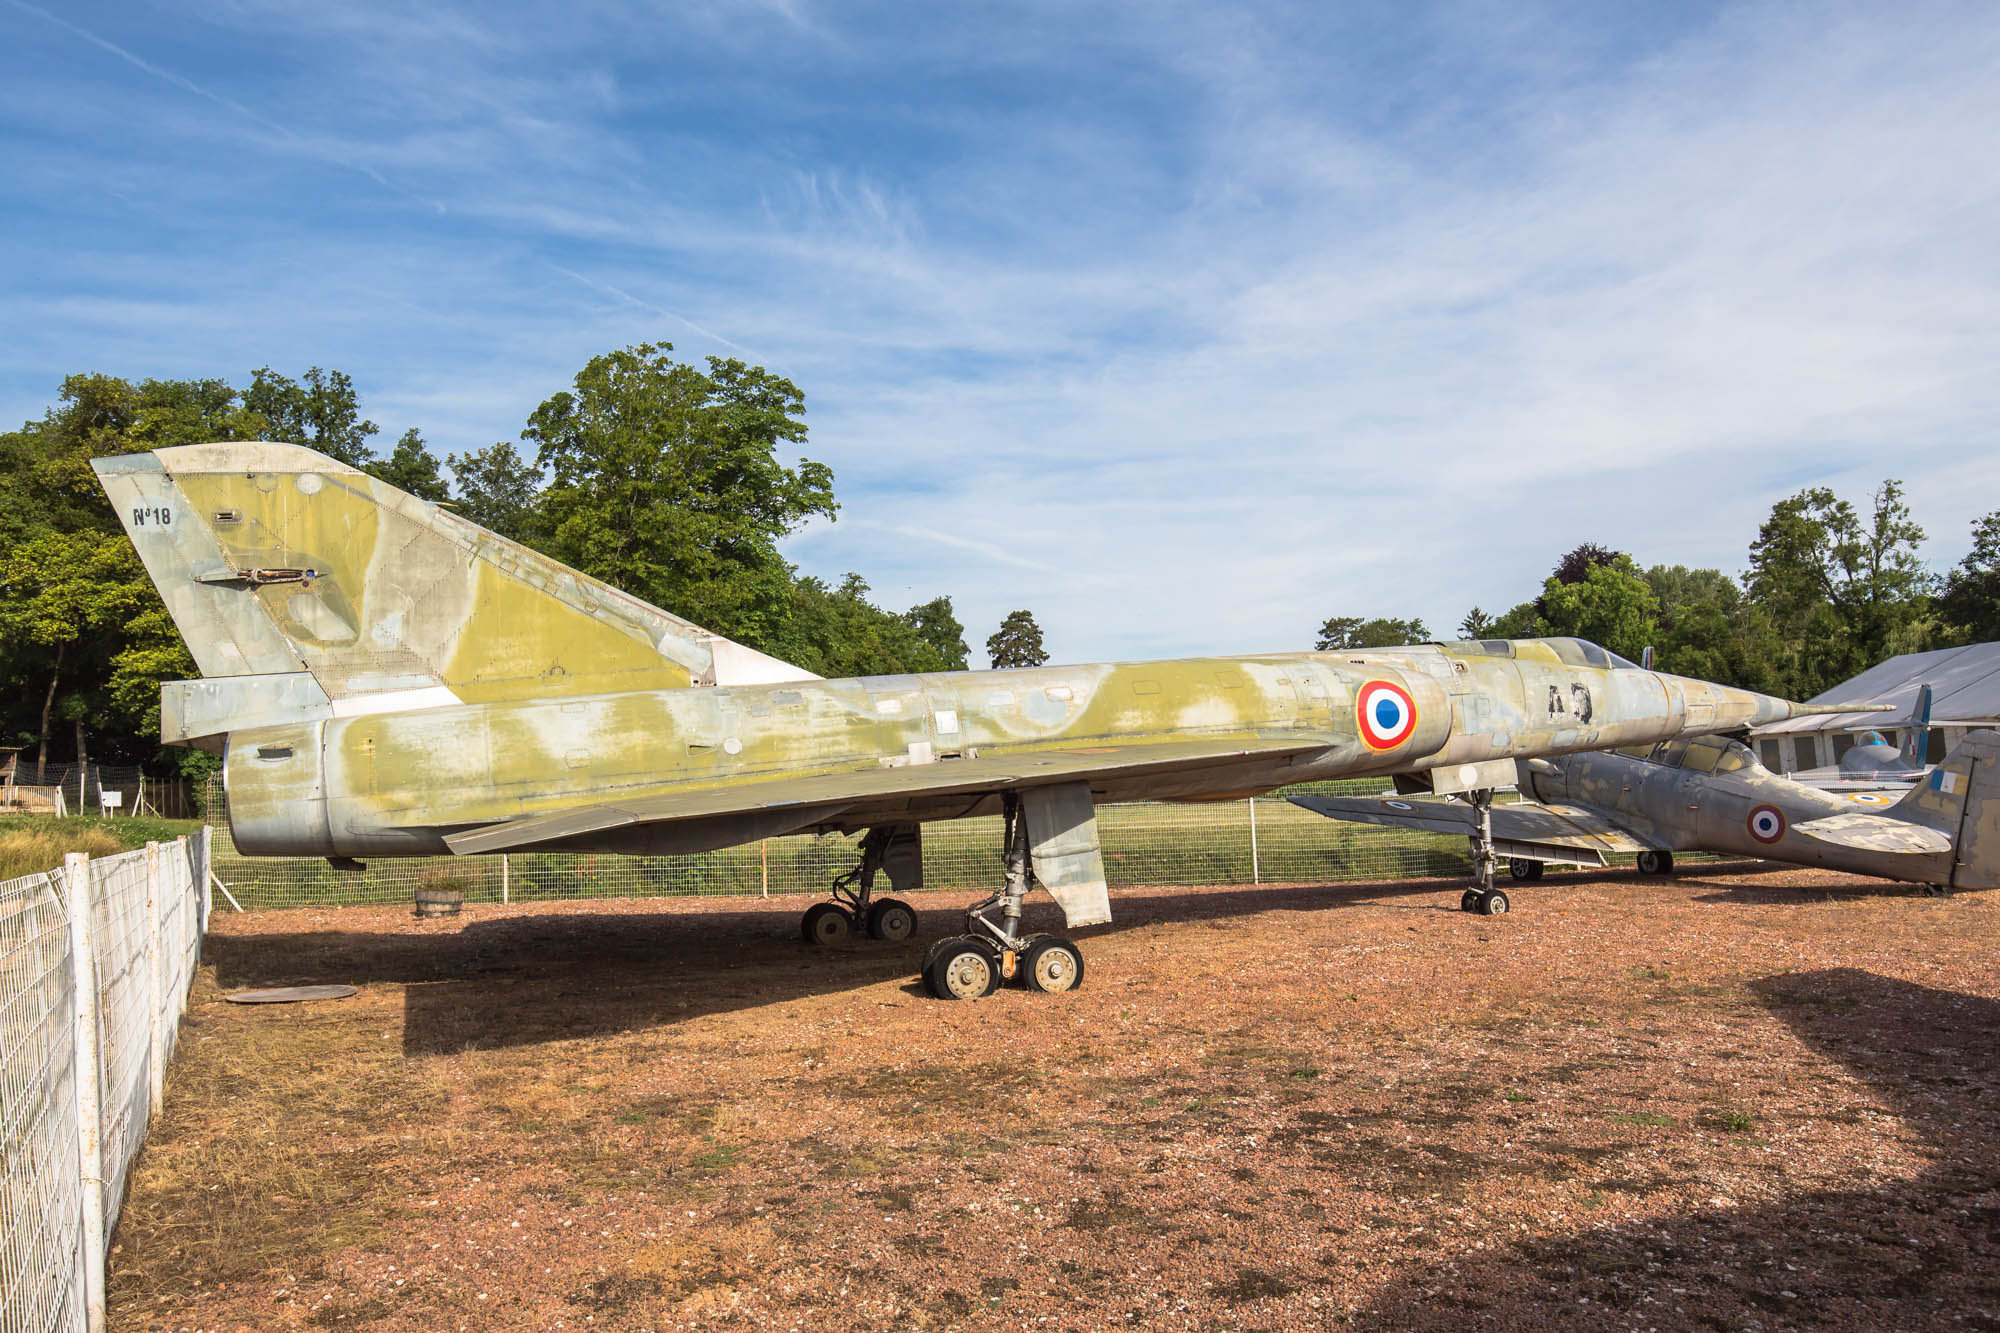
[93, 442, 818, 748]
[1900, 684, 1934, 767]
[1887, 729, 2000, 889]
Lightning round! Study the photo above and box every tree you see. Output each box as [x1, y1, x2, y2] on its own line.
[242, 366, 379, 466]
[1747, 480, 1938, 697]
[1939, 511, 2000, 643]
[446, 442, 542, 541]
[902, 595, 969, 670]
[525, 343, 836, 650]
[1550, 542, 1623, 587]
[1457, 607, 1495, 638]
[366, 428, 448, 501]
[987, 610, 1048, 668]
[1315, 616, 1429, 651]
[1641, 565, 1781, 691]
[1537, 555, 1658, 663]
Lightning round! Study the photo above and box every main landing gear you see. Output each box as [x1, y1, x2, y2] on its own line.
[800, 824, 919, 946]
[922, 792, 1087, 1001]
[1636, 850, 1675, 876]
[1458, 788, 1510, 916]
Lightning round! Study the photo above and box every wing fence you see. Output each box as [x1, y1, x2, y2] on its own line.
[0, 830, 209, 1333]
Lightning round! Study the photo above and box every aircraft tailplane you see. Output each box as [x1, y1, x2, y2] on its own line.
[1900, 683, 1934, 767]
[1888, 728, 2000, 890]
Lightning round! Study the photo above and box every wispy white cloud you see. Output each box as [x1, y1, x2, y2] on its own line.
[4, 0, 1997, 661]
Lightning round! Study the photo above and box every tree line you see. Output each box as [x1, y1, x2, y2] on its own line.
[1317, 480, 2000, 700]
[0, 344, 992, 780]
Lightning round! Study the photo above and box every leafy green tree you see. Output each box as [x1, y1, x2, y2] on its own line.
[770, 576, 968, 677]
[1315, 616, 1430, 651]
[241, 366, 379, 465]
[1487, 601, 1546, 638]
[901, 595, 969, 670]
[1640, 565, 1780, 691]
[1457, 607, 1496, 638]
[1537, 555, 1659, 662]
[524, 344, 836, 650]
[987, 610, 1048, 668]
[1747, 480, 1938, 697]
[1939, 511, 2000, 643]
[366, 428, 448, 501]
[446, 442, 543, 541]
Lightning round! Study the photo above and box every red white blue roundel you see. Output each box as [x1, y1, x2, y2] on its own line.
[1747, 804, 1787, 845]
[1357, 680, 1419, 750]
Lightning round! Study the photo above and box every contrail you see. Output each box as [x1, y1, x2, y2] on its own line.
[548, 264, 760, 361]
[5, 0, 445, 212]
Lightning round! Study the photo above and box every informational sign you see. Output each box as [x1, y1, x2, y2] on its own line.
[99, 791, 123, 813]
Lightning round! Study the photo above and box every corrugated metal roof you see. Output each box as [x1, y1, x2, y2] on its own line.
[1753, 640, 2000, 734]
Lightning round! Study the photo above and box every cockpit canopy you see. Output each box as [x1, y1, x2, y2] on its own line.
[1611, 734, 1761, 775]
[1446, 637, 1641, 670]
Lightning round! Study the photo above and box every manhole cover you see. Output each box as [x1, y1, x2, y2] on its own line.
[222, 985, 358, 1005]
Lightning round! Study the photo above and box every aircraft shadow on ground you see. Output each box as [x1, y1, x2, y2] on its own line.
[1351, 968, 2000, 1332]
[201, 879, 1448, 1056]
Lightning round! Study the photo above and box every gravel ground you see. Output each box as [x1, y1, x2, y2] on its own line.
[108, 864, 2000, 1331]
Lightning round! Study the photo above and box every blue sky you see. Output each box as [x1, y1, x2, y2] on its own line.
[5, 0, 1998, 664]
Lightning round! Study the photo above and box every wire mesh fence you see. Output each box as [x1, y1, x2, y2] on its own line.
[0, 830, 209, 1333]
[203, 780, 1509, 910]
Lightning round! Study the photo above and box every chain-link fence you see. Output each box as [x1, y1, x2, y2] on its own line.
[201, 779, 1507, 909]
[0, 830, 209, 1333]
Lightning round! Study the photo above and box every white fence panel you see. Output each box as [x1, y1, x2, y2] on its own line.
[0, 829, 208, 1333]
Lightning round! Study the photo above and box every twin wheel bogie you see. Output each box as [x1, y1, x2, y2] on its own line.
[921, 933, 1086, 1000]
[800, 898, 917, 945]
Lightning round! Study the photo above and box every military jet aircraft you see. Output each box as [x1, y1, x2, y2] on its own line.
[1788, 684, 1934, 791]
[1290, 728, 1999, 909]
[96, 442, 1845, 1000]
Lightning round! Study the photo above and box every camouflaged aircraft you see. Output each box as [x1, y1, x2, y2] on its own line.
[96, 442, 1849, 1000]
[1291, 729, 2000, 908]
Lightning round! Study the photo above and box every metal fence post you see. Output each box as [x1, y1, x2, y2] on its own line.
[1249, 797, 1260, 885]
[64, 850, 107, 1333]
[145, 841, 165, 1120]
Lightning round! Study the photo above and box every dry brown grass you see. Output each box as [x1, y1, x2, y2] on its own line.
[108, 866, 2000, 1331]
[0, 823, 128, 880]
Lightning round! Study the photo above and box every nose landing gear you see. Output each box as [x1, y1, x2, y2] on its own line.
[1458, 789, 1512, 915]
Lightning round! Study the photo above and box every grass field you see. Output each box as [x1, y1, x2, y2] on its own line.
[0, 813, 204, 880]
[107, 863, 2000, 1331]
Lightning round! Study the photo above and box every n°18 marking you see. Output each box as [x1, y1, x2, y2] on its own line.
[131, 506, 173, 527]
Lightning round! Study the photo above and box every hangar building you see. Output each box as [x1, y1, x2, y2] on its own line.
[1750, 640, 2000, 776]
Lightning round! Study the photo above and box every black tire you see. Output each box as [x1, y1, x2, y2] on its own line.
[923, 937, 1002, 1001]
[801, 902, 852, 945]
[1477, 888, 1510, 916]
[1637, 850, 1674, 876]
[1022, 936, 1086, 993]
[867, 898, 918, 942]
[1508, 858, 1543, 882]
[1460, 889, 1482, 913]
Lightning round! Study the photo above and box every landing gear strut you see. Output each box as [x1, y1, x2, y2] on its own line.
[801, 824, 918, 945]
[922, 792, 1087, 1000]
[1458, 789, 1510, 916]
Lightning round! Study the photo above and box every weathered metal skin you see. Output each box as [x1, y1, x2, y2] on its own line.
[95, 443, 1832, 869]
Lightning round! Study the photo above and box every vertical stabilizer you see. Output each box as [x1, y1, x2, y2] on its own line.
[1900, 684, 1934, 768]
[1889, 729, 2000, 889]
[93, 442, 818, 746]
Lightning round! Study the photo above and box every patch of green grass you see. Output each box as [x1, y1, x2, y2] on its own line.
[1288, 1066, 1320, 1081]
[1706, 1109, 1756, 1133]
[1503, 1090, 1534, 1103]
[690, 1143, 742, 1169]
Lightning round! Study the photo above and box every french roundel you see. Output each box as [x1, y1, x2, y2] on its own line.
[1356, 680, 1419, 750]
[1746, 804, 1787, 845]
[1846, 792, 1892, 806]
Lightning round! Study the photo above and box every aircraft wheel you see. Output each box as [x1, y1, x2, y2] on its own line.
[1476, 888, 1510, 916]
[866, 898, 918, 942]
[923, 936, 1002, 1001]
[1636, 850, 1674, 876]
[1022, 936, 1086, 993]
[1459, 889, 1482, 913]
[801, 902, 852, 946]
[1508, 858, 1543, 882]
